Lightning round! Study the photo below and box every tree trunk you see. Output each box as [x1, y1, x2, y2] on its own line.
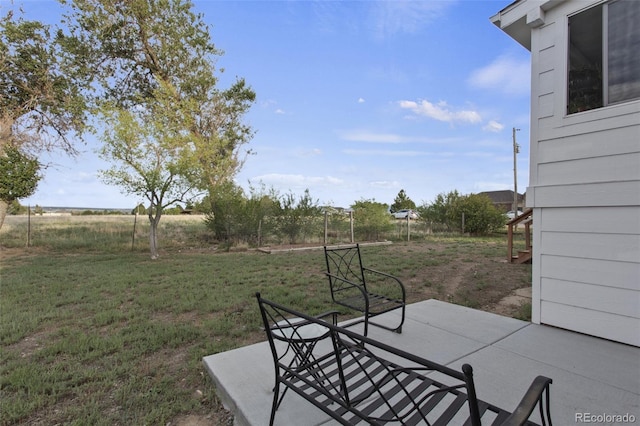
[148, 212, 161, 259]
[0, 199, 8, 231]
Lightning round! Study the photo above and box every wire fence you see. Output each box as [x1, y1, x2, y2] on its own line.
[1, 210, 465, 251]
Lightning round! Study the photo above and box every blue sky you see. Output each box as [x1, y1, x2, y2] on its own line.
[8, 0, 531, 209]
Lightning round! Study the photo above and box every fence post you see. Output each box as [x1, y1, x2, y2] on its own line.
[27, 205, 31, 248]
[258, 218, 262, 247]
[131, 212, 138, 251]
[349, 211, 354, 243]
[407, 215, 410, 241]
[324, 211, 328, 245]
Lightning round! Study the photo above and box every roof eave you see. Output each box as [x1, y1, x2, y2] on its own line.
[491, 0, 566, 51]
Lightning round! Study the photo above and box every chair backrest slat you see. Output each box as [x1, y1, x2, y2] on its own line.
[324, 244, 367, 290]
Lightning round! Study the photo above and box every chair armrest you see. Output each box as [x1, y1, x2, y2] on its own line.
[362, 267, 399, 280]
[362, 267, 406, 300]
[362, 267, 405, 286]
[314, 310, 340, 326]
[501, 376, 552, 426]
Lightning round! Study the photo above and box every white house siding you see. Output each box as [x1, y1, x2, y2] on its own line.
[495, 0, 640, 346]
[537, 207, 640, 345]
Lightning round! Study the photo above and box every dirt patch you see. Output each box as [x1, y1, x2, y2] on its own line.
[486, 287, 533, 319]
[7, 330, 48, 359]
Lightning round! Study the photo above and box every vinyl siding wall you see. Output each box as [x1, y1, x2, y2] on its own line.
[527, 0, 640, 346]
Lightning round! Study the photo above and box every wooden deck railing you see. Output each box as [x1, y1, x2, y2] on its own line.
[507, 208, 533, 263]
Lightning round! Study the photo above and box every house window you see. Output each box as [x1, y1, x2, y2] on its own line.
[567, 0, 640, 114]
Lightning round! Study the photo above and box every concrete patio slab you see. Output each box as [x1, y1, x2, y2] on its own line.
[204, 341, 332, 426]
[492, 323, 640, 394]
[388, 299, 529, 345]
[203, 299, 640, 426]
[451, 345, 639, 426]
[360, 315, 487, 365]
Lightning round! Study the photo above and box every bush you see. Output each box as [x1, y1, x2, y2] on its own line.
[205, 182, 278, 245]
[352, 199, 392, 241]
[418, 190, 462, 232]
[419, 191, 504, 235]
[274, 189, 322, 244]
[7, 200, 28, 215]
[454, 194, 505, 235]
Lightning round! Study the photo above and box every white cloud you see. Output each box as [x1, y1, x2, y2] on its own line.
[468, 54, 530, 96]
[341, 131, 406, 143]
[260, 99, 278, 108]
[483, 120, 505, 133]
[250, 173, 344, 188]
[343, 149, 427, 157]
[295, 148, 322, 158]
[398, 99, 482, 124]
[358, 97, 366, 103]
[369, 180, 401, 189]
[340, 129, 464, 144]
[76, 171, 99, 182]
[370, 1, 455, 38]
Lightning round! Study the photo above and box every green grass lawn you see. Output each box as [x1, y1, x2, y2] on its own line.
[1, 249, 331, 425]
[0, 216, 531, 425]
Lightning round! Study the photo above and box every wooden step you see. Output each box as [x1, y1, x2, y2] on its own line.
[512, 250, 532, 264]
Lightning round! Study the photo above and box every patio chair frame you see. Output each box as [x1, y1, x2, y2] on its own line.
[256, 293, 553, 426]
[324, 244, 406, 336]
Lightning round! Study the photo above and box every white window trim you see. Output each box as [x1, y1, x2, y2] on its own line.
[565, 0, 640, 117]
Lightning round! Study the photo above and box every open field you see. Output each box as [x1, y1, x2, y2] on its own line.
[0, 216, 532, 425]
[1, 214, 212, 253]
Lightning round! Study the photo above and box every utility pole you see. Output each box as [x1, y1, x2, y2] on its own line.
[513, 127, 520, 213]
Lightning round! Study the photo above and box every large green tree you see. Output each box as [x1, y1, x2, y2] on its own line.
[390, 189, 416, 212]
[61, 0, 255, 190]
[61, 0, 255, 257]
[98, 87, 200, 259]
[0, 10, 88, 229]
[0, 146, 41, 228]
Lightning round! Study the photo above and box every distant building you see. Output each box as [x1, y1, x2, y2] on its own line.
[492, 0, 640, 347]
[479, 190, 524, 212]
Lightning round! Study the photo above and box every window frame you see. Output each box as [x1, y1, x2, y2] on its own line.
[567, 0, 640, 115]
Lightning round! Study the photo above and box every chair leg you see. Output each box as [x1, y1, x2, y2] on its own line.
[363, 316, 369, 337]
[275, 381, 289, 411]
[270, 380, 280, 426]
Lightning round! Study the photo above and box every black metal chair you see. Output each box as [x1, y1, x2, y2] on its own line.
[256, 293, 553, 426]
[324, 244, 405, 336]
[256, 293, 339, 426]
